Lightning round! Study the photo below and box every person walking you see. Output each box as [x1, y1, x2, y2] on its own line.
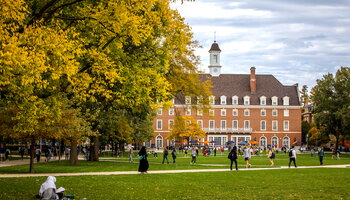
[138, 146, 149, 174]
[214, 148, 217, 156]
[243, 146, 251, 168]
[129, 147, 133, 163]
[268, 148, 275, 166]
[288, 146, 297, 168]
[162, 148, 169, 164]
[171, 149, 177, 164]
[190, 149, 197, 164]
[318, 146, 325, 166]
[228, 146, 238, 170]
[35, 147, 41, 163]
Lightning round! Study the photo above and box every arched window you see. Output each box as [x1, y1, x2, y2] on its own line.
[283, 96, 290, 106]
[283, 137, 290, 148]
[220, 95, 227, 105]
[260, 136, 266, 147]
[244, 96, 250, 105]
[272, 136, 278, 147]
[232, 96, 238, 105]
[260, 96, 266, 105]
[156, 135, 163, 148]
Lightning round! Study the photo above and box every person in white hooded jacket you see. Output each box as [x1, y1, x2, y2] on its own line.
[39, 176, 63, 200]
[288, 146, 297, 168]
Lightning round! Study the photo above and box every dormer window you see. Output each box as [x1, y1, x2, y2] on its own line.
[283, 96, 290, 106]
[272, 96, 278, 105]
[171, 98, 175, 105]
[260, 96, 266, 105]
[197, 96, 203, 104]
[220, 96, 227, 105]
[185, 96, 191, 105]
[244, 96, 250, 105]
[232, 96, 238, 105]
[209, 96, 215, 105]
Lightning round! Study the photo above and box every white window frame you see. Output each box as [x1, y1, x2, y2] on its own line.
[272, 109, 278, 117]
[232, 109, 238, 116]
[283, 136, 290, 148]
[220, 96, 227, 105]
[284, 120, 289, 131]
[261, 109, 266, 116]
[260, 120, 266, 131]
[157, 120, 162, 130]
[197, 96, 203, 104]
[272, 96, 278, 105]
[168, 120, 174, 130]
[232, 96, 238, 105]
[169, 108, 174, 116]
[197, 120, 203, 129]
[221, 109, 226, 116]
[221, 120, 226, 130]
[197, 109, 203, 116]
[209, 109, 215, 116]
[209, 96, 215, 105]
[283, 96, 290, 106]
[284, 109, 289, 117]
[157, 108, 162, 115]
[244, 109, 250, 116]
[185, 96, 191, 105]
[209, 120, 215, 130]
[156, 135, 163, 148]
[244, 120, 250, 130]
[232, 120, 238, 130]
[244, 96, 250, 105]
[272, 120, 278, 131]
[272, 136, 278, 147]
[260, 96, 266, 105]
[260, 136, 267, 147]
[185, 108, 191, 116]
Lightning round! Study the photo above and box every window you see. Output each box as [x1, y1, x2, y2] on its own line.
[209, 120, 215, 130]
[157, 120, 162, 130]
[284, 120, 289, 131]
[244, 96, 250, 105]
[185, 108, 191, 116]
[213, 54, 218, 63]
[169, 109, 174, 116]
[244, 120, 250, 130]
[232, 120, 238, 130]
[272, 109, 278, 116]
[168, 120, 174, 130]
[197, 120, 203, 129]
[185, 96, 191, 104]
[244, 109, 250, 116]
[260, 96, 266, 105]
[209, 109, 215, 116]
[232, 109, 238, 116]
[283, 96, 290, 106]
[260, 120, 266, 130]
[261, 109, 266, 116]
[156, 135, 163, 148]
[220, 96, 227, 105]
[283, 137, 290, 148]
[272, 120, 278, 131]
[171, 98, 175, 105]
[232, 96, 238, 105]
[221, 109, 226, 116]
[260, 137, 267, 147]
[284, 109, 289, 117]
[157, 109, 162, 115]
[197, 96, 203, 104]
[209, 96, 215, 105]
[197, 109, 203, 116]
[221, 120, 226, 130]
[272, 137, 278, 147]
[272, 96, 278, 105]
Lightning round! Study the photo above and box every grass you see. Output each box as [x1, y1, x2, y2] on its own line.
[0, 168, 349, 200]
[0, 152, 349, 174]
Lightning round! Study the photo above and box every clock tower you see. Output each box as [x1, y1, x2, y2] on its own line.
[208, 41, 222, 77]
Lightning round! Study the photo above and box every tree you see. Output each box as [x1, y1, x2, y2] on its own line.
[167, 115, 206, 145]
[301, 120, 310, 144]
[311, 67, 350, 154]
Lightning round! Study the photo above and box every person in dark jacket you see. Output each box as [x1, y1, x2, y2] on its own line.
[228, 146, 238, 171]
[162, 148, 169, 164]
[318, 146, 325, 166]
[138, 146, 149, 174]
[171, 149, 177, 163]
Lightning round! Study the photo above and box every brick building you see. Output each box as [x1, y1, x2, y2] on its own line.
[151, 41, 302, 149]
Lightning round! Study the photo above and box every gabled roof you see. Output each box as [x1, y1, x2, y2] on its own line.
[176, 74, 300, 106]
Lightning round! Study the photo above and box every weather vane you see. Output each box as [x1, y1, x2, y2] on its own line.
[214, 31, 216, 43]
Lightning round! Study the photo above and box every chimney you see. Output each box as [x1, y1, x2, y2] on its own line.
[250, 67, 256, 93]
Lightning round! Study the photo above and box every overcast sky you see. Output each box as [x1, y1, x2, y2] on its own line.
[171, 0, 350, 89]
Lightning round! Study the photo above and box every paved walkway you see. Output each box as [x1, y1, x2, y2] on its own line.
[0, 164, 349, 178]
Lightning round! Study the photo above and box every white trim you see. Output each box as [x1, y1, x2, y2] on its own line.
[174, 105, 302, 109]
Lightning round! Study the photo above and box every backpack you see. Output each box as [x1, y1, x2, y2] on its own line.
[289, 150, 293, 157]
[227, 152, 233, 159]
[271, 152, 275, 158]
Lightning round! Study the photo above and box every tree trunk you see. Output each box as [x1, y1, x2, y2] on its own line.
[69, 139, 79, 165]
[335, 133, 340, 157]
[29, 138, 35, 173]
[90, 136, 100, 161]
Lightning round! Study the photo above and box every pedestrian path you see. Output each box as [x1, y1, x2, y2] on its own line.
[0, 164, 349, 178]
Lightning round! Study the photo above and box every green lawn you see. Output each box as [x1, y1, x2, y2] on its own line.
[0, 168, 349, 200]
[1, 152, 349, 174]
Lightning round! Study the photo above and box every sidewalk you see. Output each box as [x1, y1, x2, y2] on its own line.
[1, 164, 349, 178]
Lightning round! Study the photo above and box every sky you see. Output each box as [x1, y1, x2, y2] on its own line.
[171, 0, 350, 90]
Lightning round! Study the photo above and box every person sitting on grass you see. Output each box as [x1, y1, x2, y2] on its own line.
[38, 176, 64, 200]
